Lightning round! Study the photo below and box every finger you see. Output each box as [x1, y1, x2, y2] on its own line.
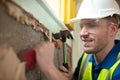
[67, 62, 72, 70]
[59, 65, 69, 73]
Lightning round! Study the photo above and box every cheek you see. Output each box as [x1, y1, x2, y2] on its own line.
[94, 29, 109, 45]
[95, 27, 109, 37]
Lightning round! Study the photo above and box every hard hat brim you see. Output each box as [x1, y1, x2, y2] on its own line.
[70, 17, 80, 22]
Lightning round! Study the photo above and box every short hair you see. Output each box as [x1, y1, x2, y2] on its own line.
[104, 14, 120, 28]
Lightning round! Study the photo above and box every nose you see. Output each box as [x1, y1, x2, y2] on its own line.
[80, 27, 89, 39]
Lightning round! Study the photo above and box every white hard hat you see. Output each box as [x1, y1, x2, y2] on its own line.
[71, 0, 120, 22]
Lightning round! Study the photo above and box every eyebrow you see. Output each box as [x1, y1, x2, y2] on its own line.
[80, 19, 99, 24]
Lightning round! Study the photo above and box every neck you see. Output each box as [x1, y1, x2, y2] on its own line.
[94, 41, 114, 65]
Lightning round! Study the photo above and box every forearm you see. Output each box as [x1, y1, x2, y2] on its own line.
[35, 42, 68, 80]
[44, 66, 68, 80]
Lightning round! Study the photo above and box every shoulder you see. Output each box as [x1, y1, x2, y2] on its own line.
[73, 54, 84, 79]
[73, 53, 92, 79]
[113, 65, 120, 80]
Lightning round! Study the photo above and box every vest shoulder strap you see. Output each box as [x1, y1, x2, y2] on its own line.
[78, 53, 92, 80]
[105, 52, 120, 80]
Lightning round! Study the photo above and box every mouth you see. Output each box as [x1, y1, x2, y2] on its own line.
[82, 39, 93, 47]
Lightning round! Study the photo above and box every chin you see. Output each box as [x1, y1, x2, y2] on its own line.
[84, 48, 94, 54]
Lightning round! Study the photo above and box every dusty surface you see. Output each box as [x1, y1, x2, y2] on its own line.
[0, 3, 45, 80]
[0, 1, 72, 80]
[0, 3, 45, 54]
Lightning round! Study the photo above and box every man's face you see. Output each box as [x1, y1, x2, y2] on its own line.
[79, 19, 113, 54]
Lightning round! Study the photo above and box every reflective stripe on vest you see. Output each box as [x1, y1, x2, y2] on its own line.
[78, 52, 120, 80]
[78, 53, 92, 80]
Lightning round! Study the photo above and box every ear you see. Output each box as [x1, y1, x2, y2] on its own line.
[109, 23, 118, 36]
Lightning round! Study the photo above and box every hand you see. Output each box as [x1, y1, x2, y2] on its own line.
[34, 41, 55, 72]
[58, 62, 73, 80]
[0, 44, 26, 80]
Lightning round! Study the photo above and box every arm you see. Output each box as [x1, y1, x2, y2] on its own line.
[34, 42, 68, 80]
[71, 76, 78, 80]
[58, 64, 78, 80]
[43, 65, 68, 80]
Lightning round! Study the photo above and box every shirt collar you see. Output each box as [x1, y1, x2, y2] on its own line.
[89, 40, 120, 69]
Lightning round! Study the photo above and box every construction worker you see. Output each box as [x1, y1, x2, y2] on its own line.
[34, 0, 120, 80]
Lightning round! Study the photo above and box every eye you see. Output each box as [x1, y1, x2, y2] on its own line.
[88, 23, 97, 28]
[80, 23, 98, 29]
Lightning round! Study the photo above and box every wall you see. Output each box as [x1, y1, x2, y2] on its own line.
[45, 0, 60, 17]
[0, 1, 72, 80]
